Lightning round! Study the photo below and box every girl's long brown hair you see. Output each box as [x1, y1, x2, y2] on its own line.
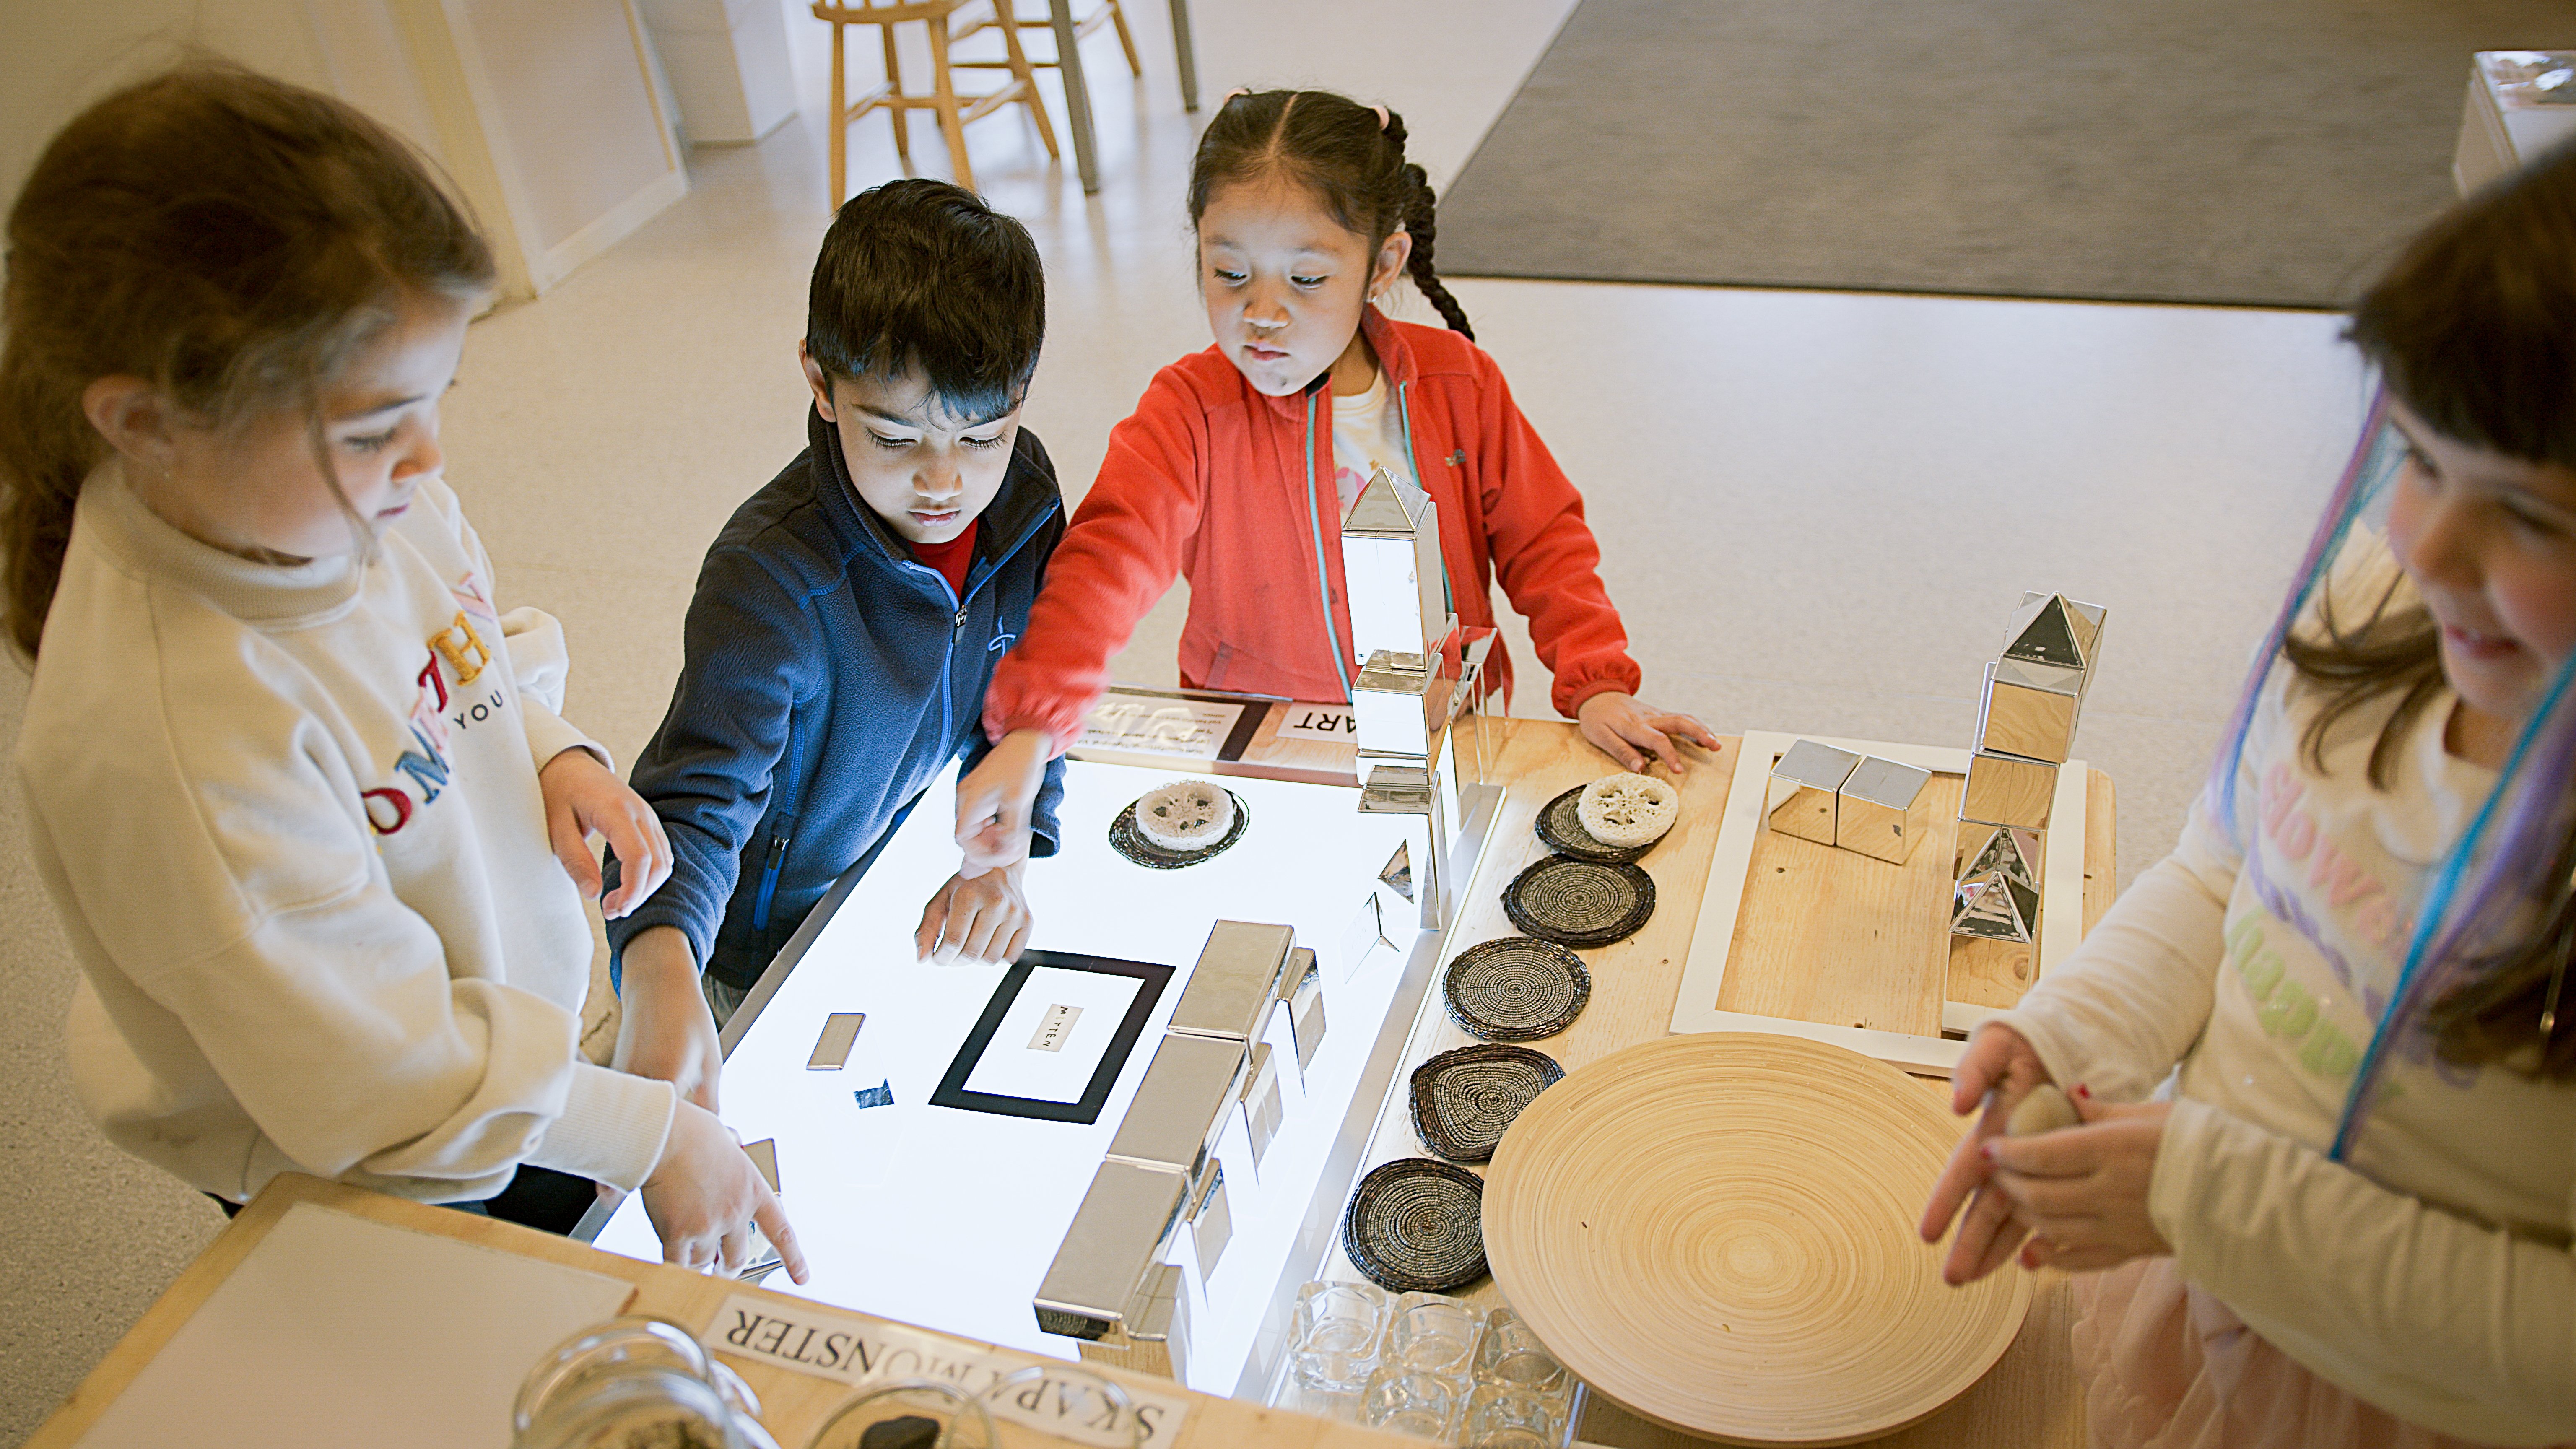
[0, 65, 494, 657]
[2302, 138, 2576, 1079]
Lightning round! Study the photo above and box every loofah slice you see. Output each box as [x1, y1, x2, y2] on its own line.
[1535, 786, 1652, 864]
[1578, 772, 1679, 849]
[1342, 1157, 1488, 1293]
[1109, 788, 1250, 868]
[1410, 1043, 1565, 1163]
[1135, 779, 1233, 850]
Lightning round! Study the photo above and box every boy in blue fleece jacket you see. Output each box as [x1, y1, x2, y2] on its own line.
[607, 180, 1066, 1106]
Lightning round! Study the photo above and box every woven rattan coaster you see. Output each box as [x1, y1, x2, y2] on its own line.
[1108, 789, 1249, 868]
[1502, 856, 1655, 948]
[1342, 1157, 1488, 1293]
[1410, 1043, 1565, 1163]
[1442, 937, 1592, 1042]
[1534, 786, 1653, 864]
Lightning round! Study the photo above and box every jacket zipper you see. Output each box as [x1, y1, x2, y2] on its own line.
[1303, 390, 1356, 699]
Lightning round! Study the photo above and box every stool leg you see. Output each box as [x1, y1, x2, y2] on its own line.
[880, 21, 911, 167]
[1000, 14, 1059, 160]
[1049, 0, 1100, 192]
[1166, 0, 1197, 111]
[829, 19, 849, 205]
[930, 13, 974, 192]
[1107, 0, 1141, 77]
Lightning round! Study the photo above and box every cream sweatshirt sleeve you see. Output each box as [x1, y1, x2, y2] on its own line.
[2151, 1101, 2576, 1444]
[27, 678, 673, 1195]
[1992, 793, 2241, 1101]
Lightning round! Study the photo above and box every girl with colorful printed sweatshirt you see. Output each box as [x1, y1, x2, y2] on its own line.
[1, 68, 801, 1280]
[1920, 143, 2576, 1447]
[953, 89, 1715, 871]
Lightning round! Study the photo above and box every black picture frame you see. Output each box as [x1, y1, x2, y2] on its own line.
[929, 949, 1174, 1124]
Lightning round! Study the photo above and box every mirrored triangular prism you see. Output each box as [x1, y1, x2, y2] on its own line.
[1952, 869, 2039, 943]
[2005, 592, 2106, 674]
[1380, 841, 1415, 901]
[1956, 822, 2044, 891]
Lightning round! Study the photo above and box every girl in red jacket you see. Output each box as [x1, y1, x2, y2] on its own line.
[957, 88, 1714, 870]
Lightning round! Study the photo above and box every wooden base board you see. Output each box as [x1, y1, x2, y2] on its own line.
[1672, 732, 2088, 1076]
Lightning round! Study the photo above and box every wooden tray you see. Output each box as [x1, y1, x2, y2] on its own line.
[1670, 732, 2088, 1076]
[1484, 1034, 2031, 1446]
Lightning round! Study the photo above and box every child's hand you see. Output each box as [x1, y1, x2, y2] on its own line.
[540, 749, 671, 919]
[1575, 692, 1721, 776]
[954, 729, 1052, 878]
[612, 926, 723, 1113]
[641, 1101, 809, 1283]
[1919, 1022, 2056, 1284]
[916, 862, 1032, 963]
[1984, 1093, 2174, 1274]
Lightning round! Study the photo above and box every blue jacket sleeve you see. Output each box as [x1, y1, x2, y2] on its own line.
[606, 548, 814, 982]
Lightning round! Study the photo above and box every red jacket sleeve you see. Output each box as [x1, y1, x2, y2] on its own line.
[984, 365, 1210, 750]
[1469, 351, 1643, 717]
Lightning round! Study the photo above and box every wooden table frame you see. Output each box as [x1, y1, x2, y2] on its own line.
[28, 1175, 1413, 1449]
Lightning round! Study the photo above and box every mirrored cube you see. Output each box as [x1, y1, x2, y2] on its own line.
[1766, 739, 1860, 846]
[1839, 756, 1931, 865]
[1960, 750, 2057, 831]
[1977, 657, 2086, 765]
[2006, 592, 2107, 675]
[1954, 821, 2044, 891]
[1953, 869, 2039, 944]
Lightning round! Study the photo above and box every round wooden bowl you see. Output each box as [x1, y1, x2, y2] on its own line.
[1483, 1033, 2031, 1446]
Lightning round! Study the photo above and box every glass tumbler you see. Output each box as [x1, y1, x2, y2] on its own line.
[513, 1315, 776, 1449]
[1385, 1292, 1484, 1378]
[1361, 1367, 1466, 1441]
[1462, 1383, 1572, 1449]
[1289, 1281, 1389, 1393]
[802, 1379, 996, 1449]
[1475, 1309, 1568, 1397]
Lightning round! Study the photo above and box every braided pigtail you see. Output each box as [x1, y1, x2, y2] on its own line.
[1376, 112, 1473, 341]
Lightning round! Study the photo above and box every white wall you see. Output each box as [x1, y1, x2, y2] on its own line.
[3, 0, 685, 299]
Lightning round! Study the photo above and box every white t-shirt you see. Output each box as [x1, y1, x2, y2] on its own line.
[1332, 369, 1418, 517]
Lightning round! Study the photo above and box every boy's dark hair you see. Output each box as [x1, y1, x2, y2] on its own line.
[0, 65, 494, 659]
[2284, 138, 2576, 1080]
[1186, 90, 1474, 341]
[805, 179, 1044, 423]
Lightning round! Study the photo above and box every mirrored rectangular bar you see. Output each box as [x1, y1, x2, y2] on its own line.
[1168, 920, 1296, 1044]
[1034, 1159, 1191, 1341]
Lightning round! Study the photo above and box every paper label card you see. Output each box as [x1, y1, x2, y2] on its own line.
[1028, 1003, 1083, 1052]
[710, 1293, 1191, 1448]
[1072, 688, 1266, 761]
[1275, 703, 1362, 743]
[931, 950, 1173, 1124]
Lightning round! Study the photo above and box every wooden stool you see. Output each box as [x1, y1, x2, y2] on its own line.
[953, 0, 1142, 83]
[813, 0, 1060, 203]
